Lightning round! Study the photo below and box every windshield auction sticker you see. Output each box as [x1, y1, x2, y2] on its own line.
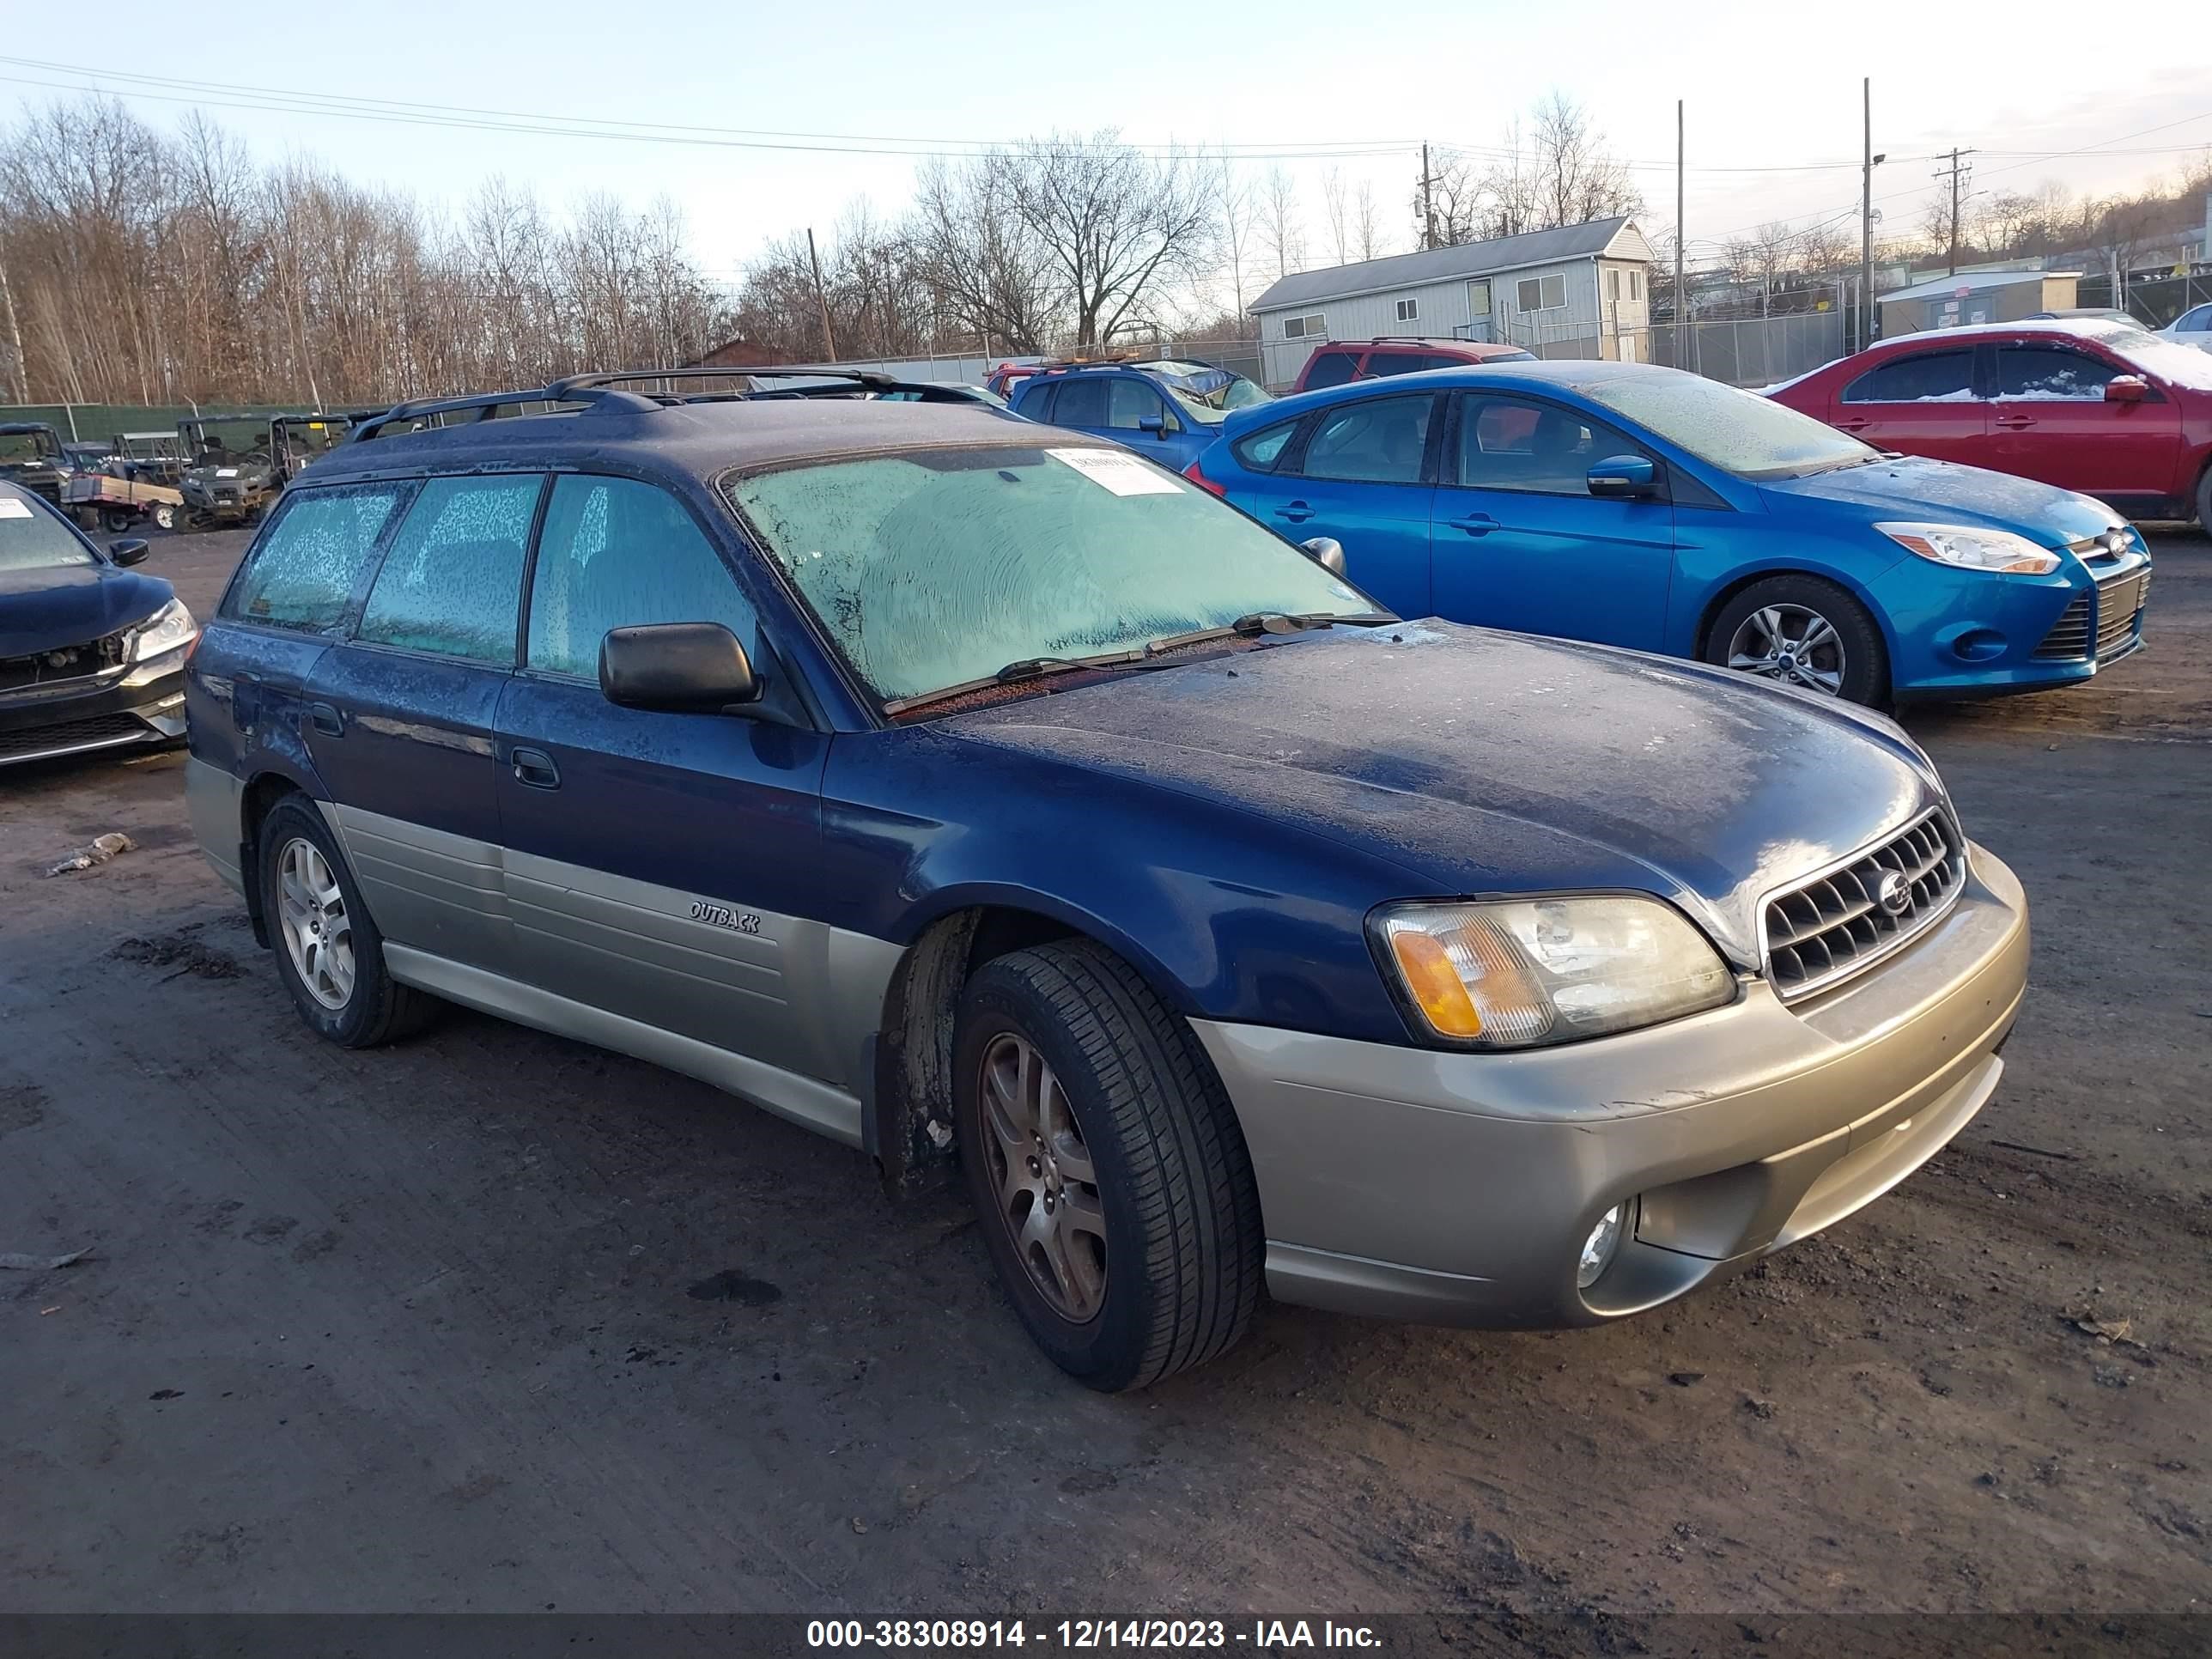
[1048, 447, 1182, 496]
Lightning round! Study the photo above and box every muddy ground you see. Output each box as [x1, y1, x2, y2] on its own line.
[2, 526, 2207, 1634]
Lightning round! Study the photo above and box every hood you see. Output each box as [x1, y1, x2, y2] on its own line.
[939, 623, 1944, 968]
[1762, 453, 2118, 545]
[0, 561, 175, 659]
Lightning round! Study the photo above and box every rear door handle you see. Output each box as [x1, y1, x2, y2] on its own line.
[1833, 417, 1872, 431]
[1994, 415, 2037, 428]
[511, 747, 561, 790]
[1448, 513, 1499, 537]
[1274, 500, 1315, 524]
[307, 702, 343, 737]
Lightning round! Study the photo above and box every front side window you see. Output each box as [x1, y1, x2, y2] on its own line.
[1298, 395, 1434, 484]
[222, 483, 406, 630]
[1302, 350, 1360, 390]
[527, 476, 757, 679]
[1048, 377, 1109, 426]
[1455, 396, 1650, 495]
[1105, 379, 1167, 430]
[1996, 347, 2119, 401]
[1842, 349, 1976, 404]
[357, 473, 540, 662]
[726, 445, 1372, 706]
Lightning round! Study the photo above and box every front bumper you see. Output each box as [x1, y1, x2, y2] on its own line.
[0, 657, 188, 766]
[1881, 549, 2150, 701]
[1193, 843, 2027, 1328]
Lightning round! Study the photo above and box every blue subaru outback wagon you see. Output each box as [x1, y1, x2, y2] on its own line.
[186, 368, 2029, 1389]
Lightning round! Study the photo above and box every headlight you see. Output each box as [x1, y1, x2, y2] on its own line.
[126, 598, 197, 662]
[1373, 896, 1735, 1048]
[1875, 521, 2060, 575]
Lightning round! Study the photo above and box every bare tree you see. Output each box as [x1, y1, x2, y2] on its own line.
[1261, 166, 1304, 281]
[908, 154, 1058, 352]
[1353, 180, 1382, 261]
[1216, 156, 1259, 322]
[1725, 222, 1796, 315]
[1418, 95, 1639, 248]
[1322, 167, 1349, 265]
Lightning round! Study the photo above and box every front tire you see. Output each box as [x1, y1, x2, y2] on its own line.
[953, 941, 1263, 1391]
[257, 795, 436, 1048]
[2194, 462, 2211, 536]
[152, 502, 176, 532]
[1704, 574, 1889, 705]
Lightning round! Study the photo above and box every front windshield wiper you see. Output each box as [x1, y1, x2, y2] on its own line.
[1144, 611, 1395, 655]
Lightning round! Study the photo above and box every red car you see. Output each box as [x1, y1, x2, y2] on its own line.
[1292, 336, 1534, 393]
[1769, 319, 2212, 526]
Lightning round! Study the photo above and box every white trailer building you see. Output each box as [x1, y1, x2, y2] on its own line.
[1250, 216, 1656, 390]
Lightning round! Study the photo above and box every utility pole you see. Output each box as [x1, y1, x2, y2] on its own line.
[805, 227, 838, 362]
[1674, 100, 1686, 370]
[1933, 148, 1977, 276]
[1420, 143, 1436, 251]
[1860, 79, 1883, 353]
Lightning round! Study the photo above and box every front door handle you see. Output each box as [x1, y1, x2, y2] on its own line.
[511, 747, 561, 790]
[1448, 513, 1499, 537]
[1274, 500, 1315, 524]
[307, 702, 343, 737]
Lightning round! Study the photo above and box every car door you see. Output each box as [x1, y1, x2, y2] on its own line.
[1036, 374, 1108, 439]
[1985, 341, 2182, 503]
[1257, 392, 1441, 618]
[1100, 375, 1205, 470]
[305, 471, 543, 977]
[1830, 345, 1990, 463]
[1428, 392, 1675, 650]
[493, 472, 848, 1091]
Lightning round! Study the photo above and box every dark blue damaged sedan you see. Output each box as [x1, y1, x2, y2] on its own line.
[185, 370, 2028, 1389]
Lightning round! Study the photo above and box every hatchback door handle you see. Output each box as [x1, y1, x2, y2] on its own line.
[307, 702, 343, 737]
[1275, 500, 1315, 523]
[1448, 513, 1499, 537]
[511, 747, 561, 790]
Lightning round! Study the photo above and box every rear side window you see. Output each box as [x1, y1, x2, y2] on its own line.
[1363, 352, 1424, 379]
[1842, 350, 1976, 404]
[222, 483, 405, 632]
[1232, 420, 1301, 473]
[526, 476, 757, 678]
[1302, 351, 1360, 390]
[1300, 395, 1434, 483]
[357, 474, 542, 662]
[1049, 377, 1109, 426]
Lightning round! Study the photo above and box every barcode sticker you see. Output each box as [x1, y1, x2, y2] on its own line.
[1048, 447, 1182, 496]
[0, 498, 32, 518]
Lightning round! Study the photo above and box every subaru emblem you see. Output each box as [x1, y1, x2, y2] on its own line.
[1876, 870, 1912, 917]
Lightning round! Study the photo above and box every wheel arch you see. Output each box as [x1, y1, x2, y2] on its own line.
[1691, 560, 1899, 663]
[235, 765, 324, 947]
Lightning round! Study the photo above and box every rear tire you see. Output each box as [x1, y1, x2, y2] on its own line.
[256, 795, 437, 1048]
[953, 940, 1263, 1391]
[1704, 574, 1889, 705]
[2194, 463, 2211, 536]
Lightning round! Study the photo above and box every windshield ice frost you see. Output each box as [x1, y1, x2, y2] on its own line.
[1582, 374, 1877, 479]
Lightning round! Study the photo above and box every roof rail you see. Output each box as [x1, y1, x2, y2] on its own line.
[347, 391, 557, 443]
[547, 365, 899, 399]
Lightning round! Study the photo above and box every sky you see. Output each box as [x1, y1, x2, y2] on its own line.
[6, 0, 2209, 293]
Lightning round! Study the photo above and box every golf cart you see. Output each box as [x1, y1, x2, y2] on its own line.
[0, 422, 71, 507]
[176, 416, 283, 527]
[269, 410, 374, 485]
[112, 430, 186, 487]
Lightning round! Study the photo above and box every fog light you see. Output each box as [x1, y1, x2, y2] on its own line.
[1577, 1203, 1627, 1289]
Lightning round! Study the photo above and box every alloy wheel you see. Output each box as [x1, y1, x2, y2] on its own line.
[1726, 603, 1846, 696]
[276, 837, 355, 1011]
[976, 1030, 1108, 1322]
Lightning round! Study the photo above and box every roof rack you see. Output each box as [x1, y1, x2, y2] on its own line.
[348, 391, 562, 443]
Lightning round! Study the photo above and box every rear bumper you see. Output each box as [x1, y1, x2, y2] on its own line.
[0, 660, 187, 767]
[1193, 843, 2028, 1328]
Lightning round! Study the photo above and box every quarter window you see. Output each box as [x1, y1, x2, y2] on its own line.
[526, 476, 756, 678]
[222, 483, 406, 632]
[1841, 349, 1977, 404]
[1995, 346, 2119, 401]
[1231, 420, 1301, 472]
[1298, 395, 1434, 484]
[356, 473, 541, 662]
[1453, 394, 1650, 496]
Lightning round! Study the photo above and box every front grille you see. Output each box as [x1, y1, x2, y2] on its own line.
[2033, 568, 2148, 662]
[1763, 809, 1964, 1001]
[0, 712, 148, 760]
[0, 632, 127, 693]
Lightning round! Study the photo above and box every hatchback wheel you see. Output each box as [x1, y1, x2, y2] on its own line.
[953, 940, 1263, 1391]
[257, 795, 436, 1048]
[1705, 574, 1888, 705]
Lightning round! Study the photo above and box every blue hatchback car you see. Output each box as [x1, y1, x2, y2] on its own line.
[185, 370, 2030, 1390]
[1008, 359, 1271, 474]
[1191, 361, 2151, 704]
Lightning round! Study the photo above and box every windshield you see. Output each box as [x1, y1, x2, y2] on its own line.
[726, 443, 1374, 706]
[0, 430, 62, 465]
[1579, 372, 1877, 479]
[185, 420, 270, 464]
[0, 487, 94, 569]
[2097, 325, 2212, 393]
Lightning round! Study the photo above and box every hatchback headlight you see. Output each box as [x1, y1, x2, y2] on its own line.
[1373, 896, 1734, 1048]
[126, 598, 197, 662]
[1875, 521, 2060, 575]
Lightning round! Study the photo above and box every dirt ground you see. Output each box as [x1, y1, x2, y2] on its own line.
[2, 525, 2208, 1632]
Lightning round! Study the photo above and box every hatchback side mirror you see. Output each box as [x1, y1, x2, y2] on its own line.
[1301, 536, 1347, 576]
[109, 538, 150, 566]
[1587, 454, 1664, 501]
[1137, 414, 1170, 436]
[599, 623, 759, 713]
[2104, 374, 2148, 404]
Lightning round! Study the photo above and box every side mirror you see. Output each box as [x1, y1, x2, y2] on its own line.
[599, 623, 759, 713]
[1301, 536, 1347, 576]
[109, 538, 150, 566]
[1586, 454, 1663, 501]
[1137, 414, 1168, 436]
[2105, 374, 2148, 404]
